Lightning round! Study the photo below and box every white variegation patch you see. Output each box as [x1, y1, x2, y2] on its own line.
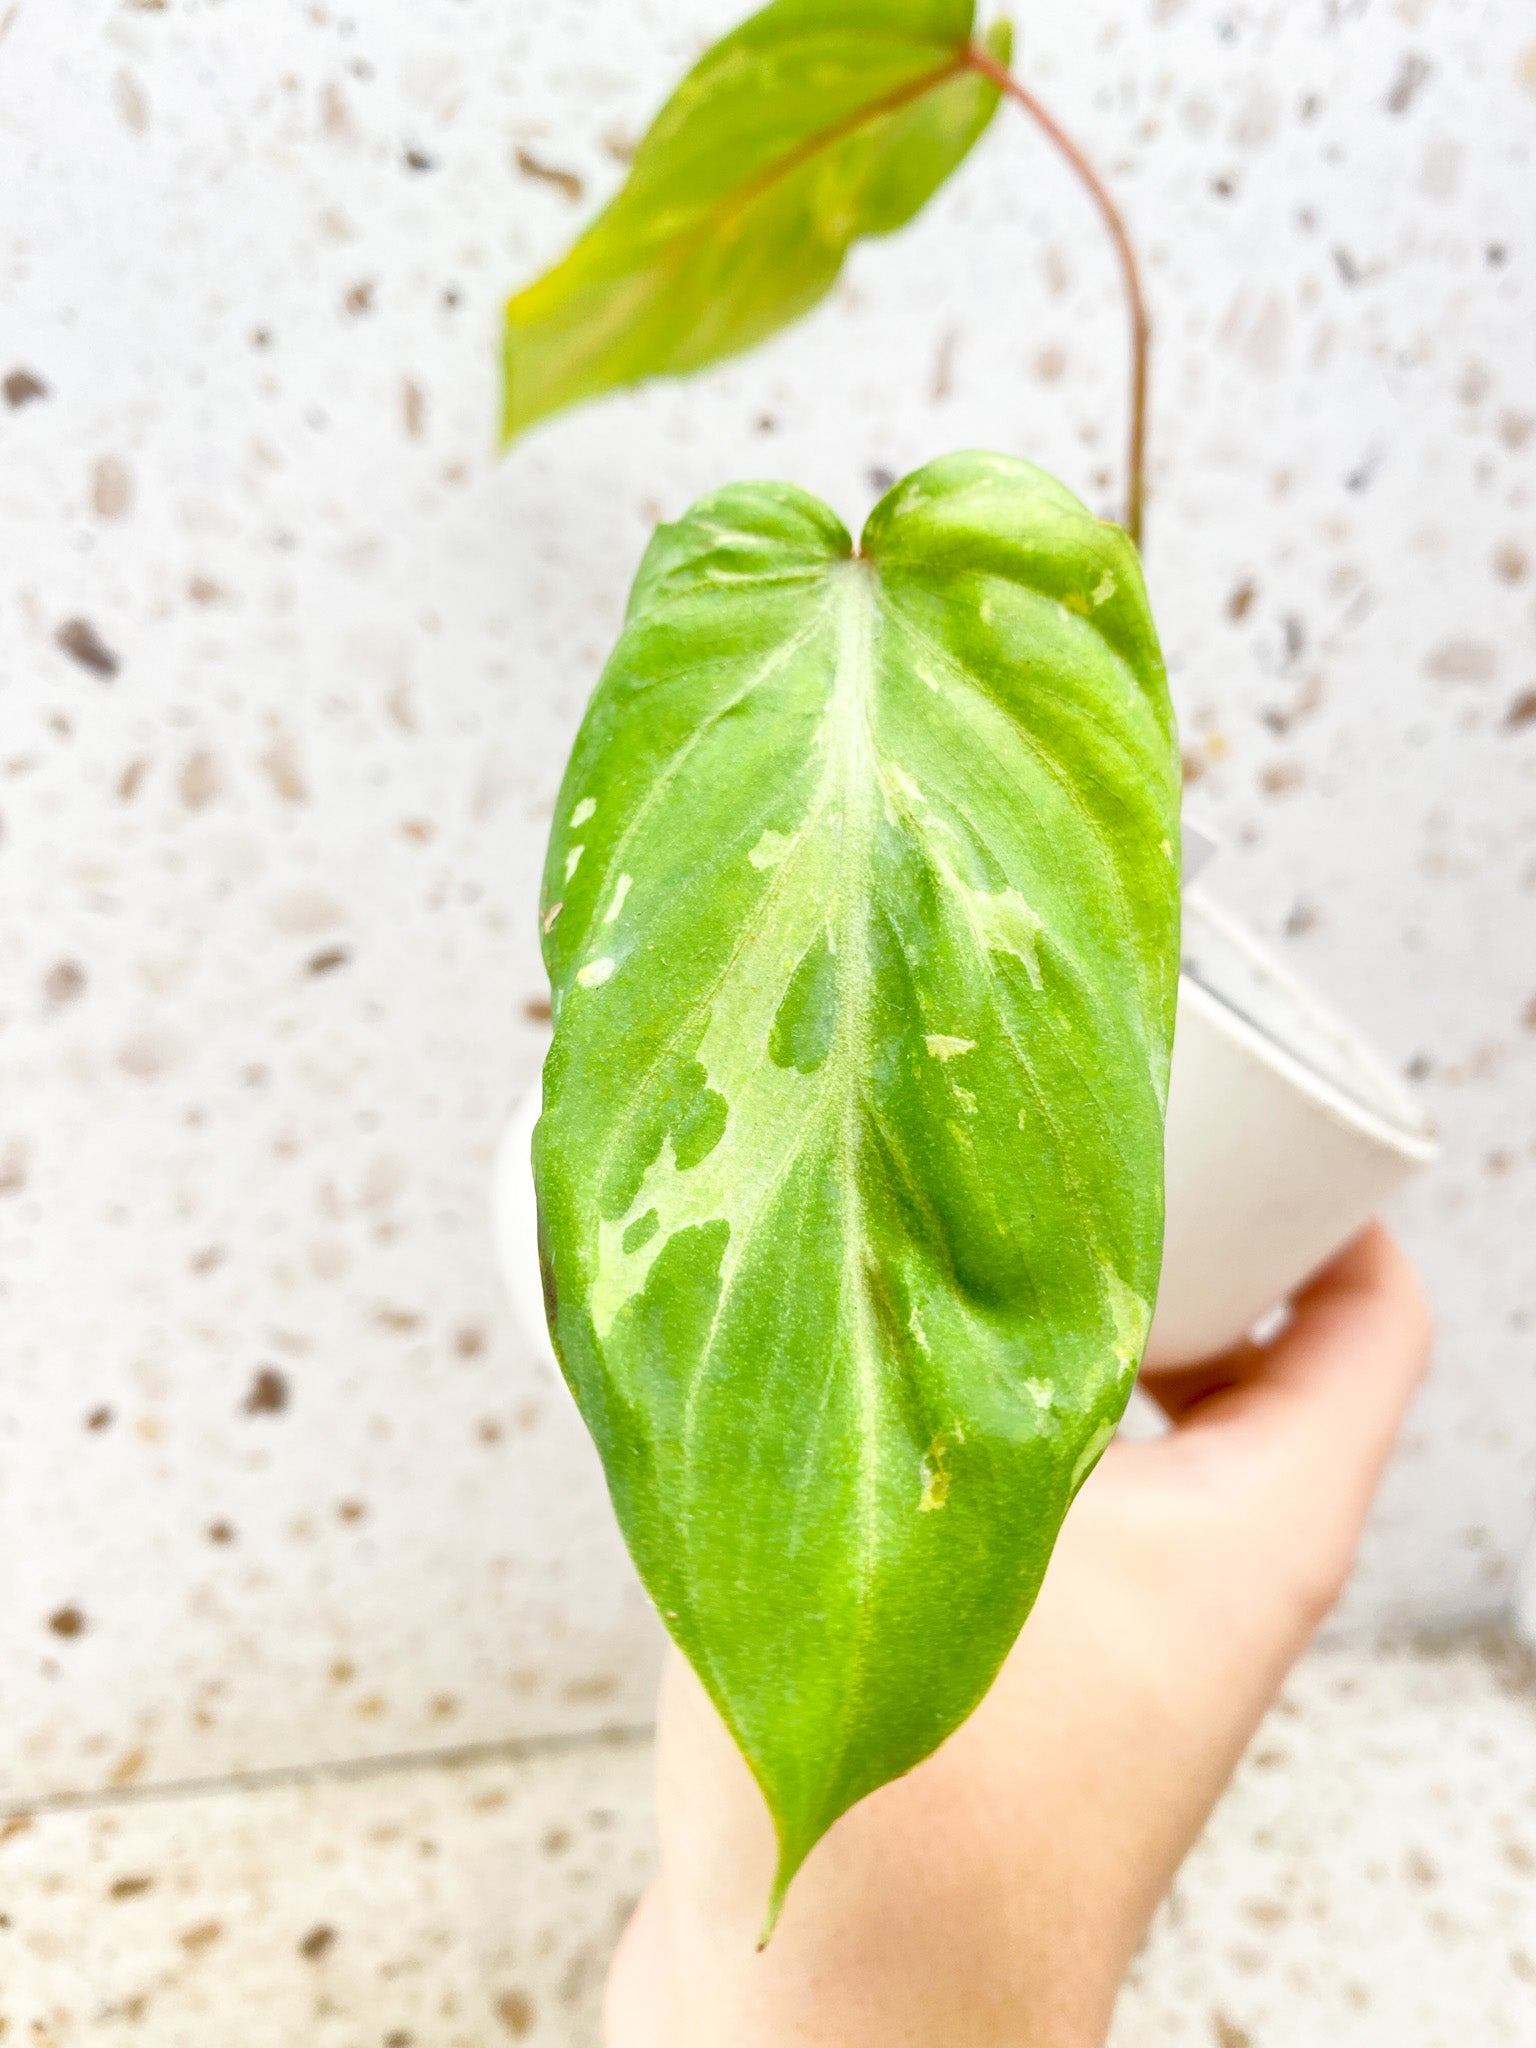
[924, 1034, 975, 1061]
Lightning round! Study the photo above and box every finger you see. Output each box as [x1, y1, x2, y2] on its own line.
[1155, 1224, 1432, 1504]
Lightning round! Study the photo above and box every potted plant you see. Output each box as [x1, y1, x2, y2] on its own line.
[494, 0, 1434, 1935]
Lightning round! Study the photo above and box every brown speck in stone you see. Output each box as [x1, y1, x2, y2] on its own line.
[1211, 2017, 1252, 2048]
[114, 68, 149, 132]
[515, 146, 583, 201]
[404, 146, 435, 172]
[375, 1305, 422, 1333]
[44, 960, 86, 1006]
[4, 367, 48, 407]
[92, 455, 132, 519]
[562, 1673, 619, 1705]
[207, 1520, 236, 1544]
[1425, 639, 1497, 683]
[299, 1924, 336, 1960]
[118, 757, 149, 800]
[56, 618, 119, 677]
[243, 1367, 289, 1415]
[109, 1874, 153, 1900]
[1243, 1897, 1288, 1926]
[1510, 1840, 1536, 1875]
[402, 377, 426, 439]
[355, 1694, 386, 1719]
[1260, 761, 1304, 796]
[343, 279, 374, 317]
[0, 1138, 29, 1196]
[1494, 541, 1529, 583]
[337, 1499, 367, 1523]
[497, 1991, 535, 2036]
[1180, 749, 1206, 785]
[400, 818, 433, 843]
[385, 2033, 414, 2048]
[541, 1826, 571, 1857]
[307, 946, 350, 976]
[1033, 345, 1066, 382]
[602, 123, 637, 163]
[110, 1746, 148, 1788]
[867, 465, 895, 494]
[0, 1813, 35, 1845]
[455, 1324, 486, 1359]
[1406, 1847, 1438, 1885]
[190, 1245, 226, 1275]
[931, 326, 959, 401]
[1505, 691, 1536, 731]
[1226, 578, 1256, 621]
[524, 996, 553, 1023]
[478, 1419, 504, 1445]
[1386, 51, 1432, 114]
[429, 1692, 459, 1719]
[259, 732, 307, 803]
[1284, 899, 1317, 938]
[178, 747, 221, 809]
[48, 1606, 86, 1638]
[86, 1406, 114, 1431]
[1498, 410, 1535, 452]
[1406, 1052, 1434, 1080]
[179, 1920, 223, 1953]
[187, 574, 227, 605]
[1488, 1147, 1515, 1178]
[1512, 1948, 1536, 1985]
[320, 82, 354, 141]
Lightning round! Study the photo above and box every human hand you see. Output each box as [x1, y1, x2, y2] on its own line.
[604, 1223, 1431, 2048]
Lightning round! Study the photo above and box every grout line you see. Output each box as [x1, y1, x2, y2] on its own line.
[0, 1719, 657, 1822]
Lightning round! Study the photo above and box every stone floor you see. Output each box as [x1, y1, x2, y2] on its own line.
[2, 1636, 1532, 2047]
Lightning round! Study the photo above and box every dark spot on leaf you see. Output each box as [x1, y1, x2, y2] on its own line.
[56, 619, 119, 677]
[307, 946, 350, 975]
[770, 931, 837, 1073]
[48, 1605, 86, 1638]
[515, 146, 583, 201]
[622, 1208, 660, 1255]
[243, 1367, 288, 1415]
[4, 368, 48, 408]
[672, 1087, 727, 1170]
[299, 1924, 336, 1960]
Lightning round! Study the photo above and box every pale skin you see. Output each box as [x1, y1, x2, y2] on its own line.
[604, 1223, 1431, 2047]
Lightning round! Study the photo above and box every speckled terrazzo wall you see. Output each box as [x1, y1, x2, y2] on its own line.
[1, 0, 1532, 1804]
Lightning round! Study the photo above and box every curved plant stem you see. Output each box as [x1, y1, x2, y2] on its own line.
[966, 45, 1149, 548]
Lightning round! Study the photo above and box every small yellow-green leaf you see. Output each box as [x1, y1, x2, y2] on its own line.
[534, 451, 1180, 1930]
[503, 0, 1012, 442]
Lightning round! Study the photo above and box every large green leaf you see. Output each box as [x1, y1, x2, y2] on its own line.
[502, 0, 1011, 442]
[534, 451, 1180, 1927]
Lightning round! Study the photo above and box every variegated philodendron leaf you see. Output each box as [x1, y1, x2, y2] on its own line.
[534, 451, 1180, 1929]
[502, 0, 1011, 443]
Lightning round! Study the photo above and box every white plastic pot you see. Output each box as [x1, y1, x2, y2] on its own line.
[494, 887, 1436, 1384]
